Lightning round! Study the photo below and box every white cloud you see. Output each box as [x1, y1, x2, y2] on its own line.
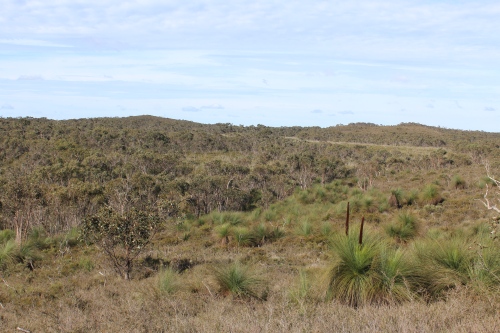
[311, 109, 323, 114]
[1, 1, 500, 131]
[484, 106, 495, 111]
[1, 0, 499, 62]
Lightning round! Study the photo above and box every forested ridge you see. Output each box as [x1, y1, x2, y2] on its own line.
[1, 115, 498, 237]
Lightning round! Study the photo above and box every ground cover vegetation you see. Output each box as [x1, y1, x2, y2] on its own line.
[1, 116, 500, 332]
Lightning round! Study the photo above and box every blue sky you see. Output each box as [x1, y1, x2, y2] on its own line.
[1, 0, 499, 131]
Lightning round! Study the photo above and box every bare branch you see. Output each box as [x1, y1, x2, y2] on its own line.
[485, 164, 500, 187]
[476, 184, 500, 213]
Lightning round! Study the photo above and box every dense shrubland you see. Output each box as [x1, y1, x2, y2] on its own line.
[1, 116, 500, 332]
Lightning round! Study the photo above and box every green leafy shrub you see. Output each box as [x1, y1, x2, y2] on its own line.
[80, 206, 162, 280]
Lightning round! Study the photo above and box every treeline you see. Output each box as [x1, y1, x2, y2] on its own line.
[0, 116, 491, 239]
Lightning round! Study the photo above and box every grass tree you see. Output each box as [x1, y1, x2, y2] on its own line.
[414, 238, 472, 294]
[326, 232, 420, 306]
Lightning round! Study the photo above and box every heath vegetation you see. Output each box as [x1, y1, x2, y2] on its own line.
[1, 116, 500, 332]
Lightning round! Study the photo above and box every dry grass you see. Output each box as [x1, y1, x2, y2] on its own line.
[2, 274, 499, 332]
[2, 162, 500, 332]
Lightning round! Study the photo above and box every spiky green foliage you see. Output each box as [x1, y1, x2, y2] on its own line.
[421, 184, 442, 205]
[212, 262, 266, 299]
[385, 212, 419, 242]
[296, 220, 313, 237]
[0, 239, 16, 270]
[467, 239, 500, 290]
[27, 226, 52, 250]
[231, 227, 254, 247]
[16, 241, 42, 269]
[326, 233, 380, 306]
[389, 188, 404, 208]
[414, 238, 471, 294]
[377, 248, 420, 303]
[158, 267, 180, 294]
[451, 175, 466, 189]
[326, 233, 420, 306]
[0, 229, 15, 244]
[215, 223, 231, 246]
[289, 269, 313, 307]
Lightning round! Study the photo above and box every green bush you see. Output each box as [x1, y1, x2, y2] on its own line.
[158, 267, 181, 294]
[296, 220, 313, 237]
[0, 229, 15, 244]
[414, 238, 471, 295]
[289, 269, 312, 306]
[467, 239, 500, 290]
[421, 184, 442, 205]
[385, 212, 419, 242]
[326, 233, 420, 306]
[451, 175, 466, 189]
[212, 262, 266, 299]
[0, 239, 16, 270]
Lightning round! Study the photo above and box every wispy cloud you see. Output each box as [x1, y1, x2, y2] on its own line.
[311, 109, 323, 114]
[1, 1, 500, 131]
[17, 75, 44, 81]
[201, 104, 224, 110]
[182, 106, 200, 112]
[1, 104, 14, 110]
[0, 39, 72, 48]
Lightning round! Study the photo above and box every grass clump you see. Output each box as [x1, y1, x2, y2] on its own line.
[414, 238, 471, 295]
[421, 184, 443, 205]
[326, 232, 419, 306]
[296, 220, 313, 237]
[215, 223, 231, 246]
[451, 175, 466, 189]
[467, 239, 500, 290]
[212, 262, 267, 300]
[0, 229, 15, 244]
[385, 212, 419, 242]
[0, 239, 17, 270]
[158, 267, 181, 294]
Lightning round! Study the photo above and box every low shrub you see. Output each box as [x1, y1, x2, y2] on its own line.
[385, 212, 419, 242]
[212, 262, 267, 299]
[326, 232, 420, 306]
